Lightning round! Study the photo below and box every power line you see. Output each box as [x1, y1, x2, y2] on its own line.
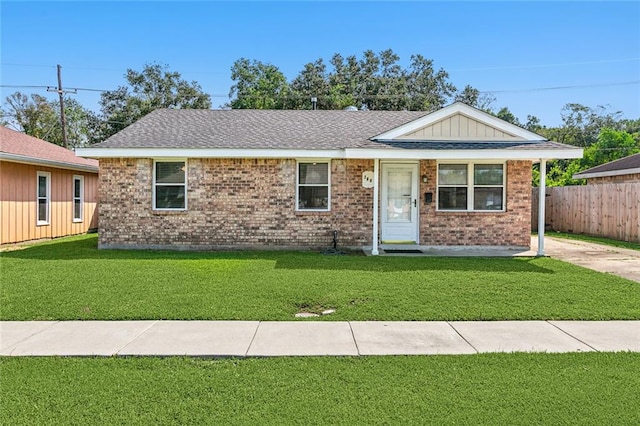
[482, 80, 640, 94]
[450, 57, 640, 72]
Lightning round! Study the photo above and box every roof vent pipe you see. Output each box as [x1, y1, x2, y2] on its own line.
[311, 97, 317, 110]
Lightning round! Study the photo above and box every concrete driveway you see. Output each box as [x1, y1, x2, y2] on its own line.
[533, 236, 640, 283]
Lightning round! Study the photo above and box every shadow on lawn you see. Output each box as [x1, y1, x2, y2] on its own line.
[1, 235, 553, 274]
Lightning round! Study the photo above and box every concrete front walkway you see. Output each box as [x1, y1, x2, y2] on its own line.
[1, 320, 638, 357]
[533, 236, 640, 282]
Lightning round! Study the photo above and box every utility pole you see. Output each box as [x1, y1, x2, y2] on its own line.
[47, 65, 76, 149]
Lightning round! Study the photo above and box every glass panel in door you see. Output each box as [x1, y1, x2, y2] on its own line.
[386, 170, 412, 222]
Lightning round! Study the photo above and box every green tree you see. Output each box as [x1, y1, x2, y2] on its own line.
[1, 91, 99, 148]
[233, 49, 468, 111]
[540, 129, 640, 187]
[404, 54, 456, 111]
[454, 85, 495, 112]
[98, 63, 211, 141]
[228, 58, 290, 109]
[289, 59, 330, 109]
[495, 107, 521, 126]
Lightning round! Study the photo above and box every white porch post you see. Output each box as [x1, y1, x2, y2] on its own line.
[372, 159, 380, 255]
[537, 159, 547, 256]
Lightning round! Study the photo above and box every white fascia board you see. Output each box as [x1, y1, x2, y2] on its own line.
[75, 148, 346, 159]
[345, 148, 584, 161]
[0, 152, 99, 173]
[573, 167, 640, 180]
[373, 102, 545, 141]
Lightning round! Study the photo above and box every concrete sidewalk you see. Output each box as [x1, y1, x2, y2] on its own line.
[1, 320, 638, 357]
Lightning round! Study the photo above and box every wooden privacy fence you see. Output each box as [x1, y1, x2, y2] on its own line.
[531, 183, 640, 243]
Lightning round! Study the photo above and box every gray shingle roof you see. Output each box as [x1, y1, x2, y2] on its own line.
[573, 152, 640, 177]
[94, 109, 431, 149]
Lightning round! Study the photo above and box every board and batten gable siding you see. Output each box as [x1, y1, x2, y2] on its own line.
[0, 161, 98, 244]
[397, 113, 525, 140]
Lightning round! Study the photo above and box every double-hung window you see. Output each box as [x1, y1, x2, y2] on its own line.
[37, 171, 50, 225]
[297, 161, 330, 211]
[73, 175, 84, 222]
[438, 163, 505, 211]
[153, 160, 187, 210]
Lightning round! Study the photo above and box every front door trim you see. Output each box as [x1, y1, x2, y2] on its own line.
[380, 162, 419, 244]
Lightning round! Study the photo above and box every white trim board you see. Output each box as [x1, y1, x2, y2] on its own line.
[76, 147, 583, 161]
[573, 167, 640, 180]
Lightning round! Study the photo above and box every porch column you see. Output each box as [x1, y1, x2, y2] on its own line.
[372, 159, 380, 255]
[537, 159, 547, 256]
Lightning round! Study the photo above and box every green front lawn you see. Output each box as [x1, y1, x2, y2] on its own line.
[2, 354, 639, 425]
[1, 234, 638, 321]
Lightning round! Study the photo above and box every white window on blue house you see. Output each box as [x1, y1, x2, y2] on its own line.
[153, 160, 187, 210]
[297, 161, 330, 211]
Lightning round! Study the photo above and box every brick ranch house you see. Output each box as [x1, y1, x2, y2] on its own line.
[76, 102, 582, 254]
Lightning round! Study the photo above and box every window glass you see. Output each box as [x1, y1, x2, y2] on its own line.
[155, 186, 185, 209]
[474, 164, 504, 186]
[38, 199, 48, 222]
[154, 161, 186, 210]
[73, 177, 83, 221]
[474, 187, 503, 210]
[438, 187, 467, 210]
[38, 175, 48, 198]
[438, 164, 467, 185]
[156, 162, 185, 184]
[74, 201, 82, 219]
[37, 173, 49, 223]
[298, 162, 329, 210]
[299, 163, 328, 185]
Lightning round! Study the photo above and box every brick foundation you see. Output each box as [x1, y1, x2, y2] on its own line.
[98, 158, 532, 249]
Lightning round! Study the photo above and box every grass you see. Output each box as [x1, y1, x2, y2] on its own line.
[1, 233, 639, 321]
[1, 353, 639, 425]
[546, 231, 640, 251]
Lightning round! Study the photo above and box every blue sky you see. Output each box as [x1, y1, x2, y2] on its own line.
[1, 1, 639, 127]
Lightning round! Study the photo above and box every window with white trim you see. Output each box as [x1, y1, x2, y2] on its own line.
[437, 163, 505, 211]
[73, 175, 84, 222]
[37, 171, 50, 225]
[297, 161, 330, 211]
[153, 160, 187, 210]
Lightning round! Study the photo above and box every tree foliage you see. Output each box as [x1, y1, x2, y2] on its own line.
[0, 91, 99, 148]
[97, 63, 212, 141]
[228, 49, 469, 111]
[228, 59, 290, 109]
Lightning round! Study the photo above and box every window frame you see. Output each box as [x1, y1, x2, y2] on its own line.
[153, 159, 188, 211]
[296, 160, 331, 212]
[436, 162, 506, 212]
[37, 171, 51, 225]
[73, 175, 84, 223]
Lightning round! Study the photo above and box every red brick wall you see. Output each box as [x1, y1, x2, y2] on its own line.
[98, 158, 532, 249]
[98, 158, 373, 249]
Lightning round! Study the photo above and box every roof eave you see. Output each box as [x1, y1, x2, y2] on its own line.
[75, 146, 583, 161]
[1, 152, 99, 173]
[573, 167, 640, 180]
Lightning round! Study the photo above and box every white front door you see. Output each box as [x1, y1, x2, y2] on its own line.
[381, 163, 419, 243]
